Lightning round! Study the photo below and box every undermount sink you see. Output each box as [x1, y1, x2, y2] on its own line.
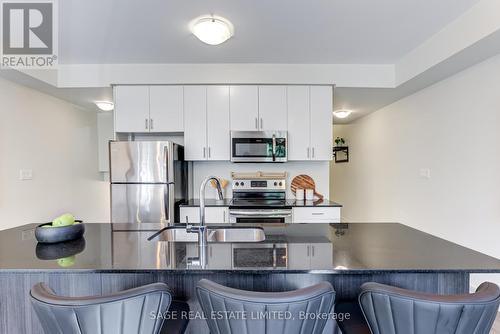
[155, 226, 266, 243]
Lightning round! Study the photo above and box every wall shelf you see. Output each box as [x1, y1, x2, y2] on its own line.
[333, 146, 349, 163]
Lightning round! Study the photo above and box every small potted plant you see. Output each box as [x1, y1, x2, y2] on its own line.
[334, 137, 345, 147]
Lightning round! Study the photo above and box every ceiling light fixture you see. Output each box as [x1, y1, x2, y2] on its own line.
[190, 15, 234, 45]
[95, 101, 114, 112]
[333, 109, 352, 119]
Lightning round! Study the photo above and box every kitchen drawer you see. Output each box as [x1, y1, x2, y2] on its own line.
[292, 207, 340, 223]
[180, 207, 229, 224]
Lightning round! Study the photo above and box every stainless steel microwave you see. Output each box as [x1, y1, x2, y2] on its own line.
[231, 131, 287, 162]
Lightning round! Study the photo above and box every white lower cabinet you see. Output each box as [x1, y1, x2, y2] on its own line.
[292, 207, 341, 223]
[288, 243, 333, 269]
[179, 207, 229, 224]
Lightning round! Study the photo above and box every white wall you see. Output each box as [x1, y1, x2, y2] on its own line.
[0, 78, 110, 230]
[331, 53, 500, 288]
[194, 161, 330, 199]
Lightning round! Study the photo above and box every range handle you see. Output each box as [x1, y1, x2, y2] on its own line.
[229, 209, 292, 217]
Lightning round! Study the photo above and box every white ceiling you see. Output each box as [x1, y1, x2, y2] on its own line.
[4, 0, 499, 122]
[59, 0, 479, 64]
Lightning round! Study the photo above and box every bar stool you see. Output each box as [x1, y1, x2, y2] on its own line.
[196, 279, 339, 334]
[337, 281, 500, 334]
[30, 282, 189, 334]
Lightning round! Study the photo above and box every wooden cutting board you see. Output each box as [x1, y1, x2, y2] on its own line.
[291, 174, 324, 200]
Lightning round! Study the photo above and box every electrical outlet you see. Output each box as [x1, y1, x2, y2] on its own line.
[419, 168, 431, 179]
[19, 169, 33, 180]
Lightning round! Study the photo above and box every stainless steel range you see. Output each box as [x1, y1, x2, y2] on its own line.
[229, 172, 292, 224]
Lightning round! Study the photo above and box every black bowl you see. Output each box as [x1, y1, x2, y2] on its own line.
[36, 237, 86, 260]
[35, 221, 85, 244]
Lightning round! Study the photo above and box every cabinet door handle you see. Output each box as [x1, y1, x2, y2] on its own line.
[210, 246, 213, 258]
[203, 147, 206, 158]
[150, 118, 154, 130]
[312, 147, 315, 158]
[311, 212, 325, 215]
[186, 216, 189, 224]
[255, 117, 258, 129]
[260, 118, 263, 129]
[307, 245, 310, 257]
[223, 209, 226, 223]
[145, 118, 149, 130]
[312, 245, 315, 257]
[307, 147, 310, 159]
[208, 147, 211, 158]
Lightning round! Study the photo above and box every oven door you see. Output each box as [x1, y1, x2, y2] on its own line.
[231, 131, 287, 162]
[232, 244, 288, 269]
[229, 208, 292, 224]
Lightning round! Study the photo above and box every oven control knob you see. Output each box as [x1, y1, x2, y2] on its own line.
[235, 182, 239, 186]
[279, 182, 283, 186]
[240, 182, 245, 186]
[274, 182, 278, 186]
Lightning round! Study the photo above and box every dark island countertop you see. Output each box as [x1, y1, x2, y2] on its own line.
[0, 223, 499, 273]
[180, 199, 342, 207]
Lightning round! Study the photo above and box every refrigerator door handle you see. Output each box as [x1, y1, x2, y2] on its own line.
[164, 184, 170, 221]
[165, 143, 175, 224]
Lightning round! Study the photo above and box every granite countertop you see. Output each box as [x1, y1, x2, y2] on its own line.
[1, 223, 500, 273]
[180, 199, 342, 207]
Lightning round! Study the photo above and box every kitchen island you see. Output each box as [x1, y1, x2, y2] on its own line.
[1, 222, 500, 333]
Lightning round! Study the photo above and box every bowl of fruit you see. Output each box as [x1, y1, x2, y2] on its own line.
[35, 214, 84, 244]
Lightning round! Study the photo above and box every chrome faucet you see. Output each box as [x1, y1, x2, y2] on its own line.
[186, 176, 223, 267]
[199, 176, 224, 229]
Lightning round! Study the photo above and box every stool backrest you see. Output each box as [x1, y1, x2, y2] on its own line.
[359, 282, 500, 334]
[30, 282, 172, 334]
[196, 279, 335, 334]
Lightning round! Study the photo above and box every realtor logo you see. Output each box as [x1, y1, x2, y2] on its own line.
[1, 0, 58, 68]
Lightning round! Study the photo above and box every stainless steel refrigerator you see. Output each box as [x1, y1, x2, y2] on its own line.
[109, 141, 189, 224]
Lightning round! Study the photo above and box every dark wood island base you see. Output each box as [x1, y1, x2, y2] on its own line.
[0, 271, 469, 333]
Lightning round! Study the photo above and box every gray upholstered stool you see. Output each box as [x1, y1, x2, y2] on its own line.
[357, 281, 500, 334]
[196, 279, 338, 334]
[30, 282, 189, 334]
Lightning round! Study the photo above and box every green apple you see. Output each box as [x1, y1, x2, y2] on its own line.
[52, 213, 75, 227]
[57, 256, 76, 267]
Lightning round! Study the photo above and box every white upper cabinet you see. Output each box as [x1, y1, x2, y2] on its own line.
[114, 84, 332, 162]
[184, 86, 207, 161]
[287, 86, 333, 161]
[229, 86, 259, 131]
[287, 86, 310, 160]
[258, 86, 287, 131]
[310, 86, 333, 160]
[207, 86, 230, 160]
[149, 86, 184, 132]
[184, 86, 231, 161]
[114, 86, 150, 133]
[230, 85, 287, 131]
[114, 85, 184, 133]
